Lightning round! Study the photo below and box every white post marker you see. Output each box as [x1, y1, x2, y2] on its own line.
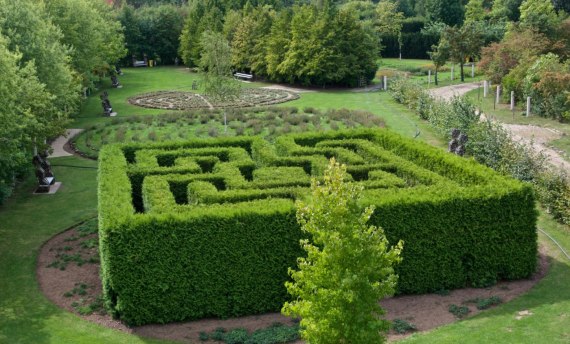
[471, 64, 475, 78]
[510, 91, 515, 110]
[451, 65, 454, 81]
[526, 97, 531, 117]
[383, 75, 388, 91]
[428, 70, 431, 85]
[483, 81, 488, 97]
[496, 86, 501, 104]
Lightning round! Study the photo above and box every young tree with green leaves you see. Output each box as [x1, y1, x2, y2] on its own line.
[429, 37, 450, 85]
[443, 23, 483, 82]
[283, 158, 403, 344]
[199, 30, 241, 131]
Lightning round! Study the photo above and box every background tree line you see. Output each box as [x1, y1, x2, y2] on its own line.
[0, 0, 125, 203]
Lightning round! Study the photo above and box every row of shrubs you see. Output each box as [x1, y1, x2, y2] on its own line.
[389, 77, 570, 225]
[98, 129, 537, 325]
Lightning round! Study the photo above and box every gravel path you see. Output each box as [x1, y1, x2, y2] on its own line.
[427, 82, 481, 101]
[428, 83, 570, 172]
[49, 129, 83, 158]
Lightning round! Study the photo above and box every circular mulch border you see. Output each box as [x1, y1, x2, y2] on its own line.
[128, 89, 300, 111]
[37, 223, 549, 343]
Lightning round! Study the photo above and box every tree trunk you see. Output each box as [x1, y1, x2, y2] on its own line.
[460, 62, 464, 82]
[435, 68, 438, 86]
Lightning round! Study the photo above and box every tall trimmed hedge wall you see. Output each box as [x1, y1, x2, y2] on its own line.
[98, 129, 537, 325]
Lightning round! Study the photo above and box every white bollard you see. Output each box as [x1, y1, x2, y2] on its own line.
[451, 65, 454, 81]
[471, 64, 475, 78]
[483, 81, 488, 97]
[496, 86, 501, 104]
[526, 97, 531, 116]
[510, 91, 515, 110]
[428, 70, 431, 85]
[383, 75, 388, 91]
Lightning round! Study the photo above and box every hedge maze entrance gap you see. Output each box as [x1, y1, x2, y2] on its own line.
[98, 128, 537, 325]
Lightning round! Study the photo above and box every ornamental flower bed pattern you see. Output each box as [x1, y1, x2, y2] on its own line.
[128, 89, 299, 110]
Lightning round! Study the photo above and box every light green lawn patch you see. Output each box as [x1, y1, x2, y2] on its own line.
[0, 156, 172, 344]
[465, 88, 570, 161]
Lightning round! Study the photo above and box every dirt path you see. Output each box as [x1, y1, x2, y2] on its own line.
[38, 225, 548, 344]
[49, 129, 84, 158]
[427, 82, 481, 101]
[428, 83, 570, 171]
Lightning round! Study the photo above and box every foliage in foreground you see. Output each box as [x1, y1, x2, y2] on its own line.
[283, 158, 403, 344]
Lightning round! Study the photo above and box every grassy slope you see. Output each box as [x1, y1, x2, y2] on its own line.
[0, 156, 171, 344]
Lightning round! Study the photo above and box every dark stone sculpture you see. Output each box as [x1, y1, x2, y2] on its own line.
[33, 153, 54, 192]
[100, 91, 113, 116]
[111, 75, 121, 88]
[448, 128, 468, 157]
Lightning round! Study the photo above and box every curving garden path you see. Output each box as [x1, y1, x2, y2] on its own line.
[428, 82, 570, 172]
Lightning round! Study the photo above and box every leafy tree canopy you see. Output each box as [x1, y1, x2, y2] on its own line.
[283, 158, 403, 344]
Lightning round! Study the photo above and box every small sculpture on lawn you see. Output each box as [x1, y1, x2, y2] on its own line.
[100, 91, 115, 116]
[111, 74, 121, 88]
[33, 153, 55, 192]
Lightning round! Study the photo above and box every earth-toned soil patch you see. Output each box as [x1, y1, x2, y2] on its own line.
[38, 220, 548, 343]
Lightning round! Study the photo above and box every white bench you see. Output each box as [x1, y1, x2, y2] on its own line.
[234, 72, 253, 80]
[133, 60, 147, 67]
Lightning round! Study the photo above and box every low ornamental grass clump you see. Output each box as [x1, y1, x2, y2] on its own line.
[98, 128, 537, 325]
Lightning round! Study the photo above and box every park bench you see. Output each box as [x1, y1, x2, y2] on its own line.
[234, 72, 253, 80]
[133, 60, 147, 67]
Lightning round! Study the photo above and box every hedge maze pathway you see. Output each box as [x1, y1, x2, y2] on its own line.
[98, 128, 537, 325]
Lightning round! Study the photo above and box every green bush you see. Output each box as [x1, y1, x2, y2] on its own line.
[99, 129, 537, 325]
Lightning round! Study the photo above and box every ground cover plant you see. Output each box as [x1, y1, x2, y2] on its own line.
[98, 128, 537, 325]
[71, 107, 385, 159]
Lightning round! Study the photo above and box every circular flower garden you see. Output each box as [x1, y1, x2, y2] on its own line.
[128, 88, 299, 110]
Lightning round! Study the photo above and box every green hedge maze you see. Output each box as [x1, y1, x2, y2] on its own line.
[98, 128, 537, 325]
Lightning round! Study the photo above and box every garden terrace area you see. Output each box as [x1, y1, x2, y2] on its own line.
[98, 128, 537, 326]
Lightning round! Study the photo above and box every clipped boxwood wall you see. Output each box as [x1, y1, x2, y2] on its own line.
[98, 128, 537, 325]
